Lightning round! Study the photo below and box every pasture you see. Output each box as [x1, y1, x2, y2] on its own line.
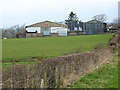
[2, 34, 114, 63]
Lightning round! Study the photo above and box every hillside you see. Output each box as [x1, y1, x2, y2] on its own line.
[2, 33, 118, 88]
[2, 34, 114, 62]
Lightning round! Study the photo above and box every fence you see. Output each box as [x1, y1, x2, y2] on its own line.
[2, 47, 115, 88]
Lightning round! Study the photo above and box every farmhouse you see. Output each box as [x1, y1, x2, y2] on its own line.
[25, 20, 68, 38]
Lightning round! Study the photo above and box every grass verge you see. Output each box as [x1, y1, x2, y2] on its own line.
[69, 56, 118, 88]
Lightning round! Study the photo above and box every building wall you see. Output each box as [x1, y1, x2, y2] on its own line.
[26, 33, 38, 38]
[50, 33, 59, 37]
[26, 27, 67, 37]
[26, 27, 41, 33]
[67, 21, 105, 35]
[51, 27, 67, 36]
[25, 20, 68, 37]
[68, 31, 84, 36]
[41, 27, 51, 33]
[26, 33, 44, 38]
[84, 23, 104, 35]
[67, 21, 83, 31]
[37, 33, 43, 37]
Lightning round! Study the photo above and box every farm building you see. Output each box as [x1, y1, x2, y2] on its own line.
[84, 20, 107, 35]
[66, 20, 85, 36]
[25, 20, 107, 37]
[66, 20, 107, 35]
[25, 20, 68, 38]
[66, 20, 83, 31]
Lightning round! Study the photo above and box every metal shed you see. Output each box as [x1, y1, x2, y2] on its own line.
[84, 20, 105, 35]
[67, 21, 83, 31]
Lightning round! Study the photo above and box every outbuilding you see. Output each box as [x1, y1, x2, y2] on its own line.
[84, 20, 107, 35]
[25, 20, 68, 38]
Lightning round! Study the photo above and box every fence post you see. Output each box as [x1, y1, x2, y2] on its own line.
[40, 79, 44, 88]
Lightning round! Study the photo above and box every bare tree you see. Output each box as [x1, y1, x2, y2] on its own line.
[111, 18, 118, 29]
[93, 14, 107, 22]
[1, 24, 25, 38]
[1, 29, 8, 38]
[14, 24, 25, 34]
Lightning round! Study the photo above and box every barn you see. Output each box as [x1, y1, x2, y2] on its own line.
[66, 20, 107, 35]
[66, 20, 85, 36]
[25, 20, 68, 38]
[84, 20, 107, 35]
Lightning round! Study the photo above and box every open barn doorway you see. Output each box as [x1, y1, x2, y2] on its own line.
[43, 27, 50, 36]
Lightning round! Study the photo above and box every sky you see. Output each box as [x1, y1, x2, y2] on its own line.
[0, 0, 119, 28]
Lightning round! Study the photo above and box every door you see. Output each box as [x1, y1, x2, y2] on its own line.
[43, 27, 50, 36]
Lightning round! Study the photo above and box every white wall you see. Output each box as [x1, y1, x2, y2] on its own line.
[51, 27, 67, 36]
[26, 27, 41, 33]
[26, 27, 67, 36]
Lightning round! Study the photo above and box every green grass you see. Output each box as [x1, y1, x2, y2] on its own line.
[2, 34, 113, 61]
[2, 34, 114, 68]
[69, 56, 118, 88]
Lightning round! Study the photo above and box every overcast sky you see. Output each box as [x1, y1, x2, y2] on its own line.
[0, 0, 119, 28]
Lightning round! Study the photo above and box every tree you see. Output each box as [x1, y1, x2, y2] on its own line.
[1, 24, 25, 38]
[65, 11, 79, 24]
[1, 29, 7, 38]
[110, 18, 119, 29]
[14, 24, 25, 34]
[111, 18, 118, 29]
[93, 14, 107, 22]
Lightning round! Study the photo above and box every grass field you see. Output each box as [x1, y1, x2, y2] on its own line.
[69, 56, 118, 88]
[2, 34, 114, 63]
[2, 34, 118, 88]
